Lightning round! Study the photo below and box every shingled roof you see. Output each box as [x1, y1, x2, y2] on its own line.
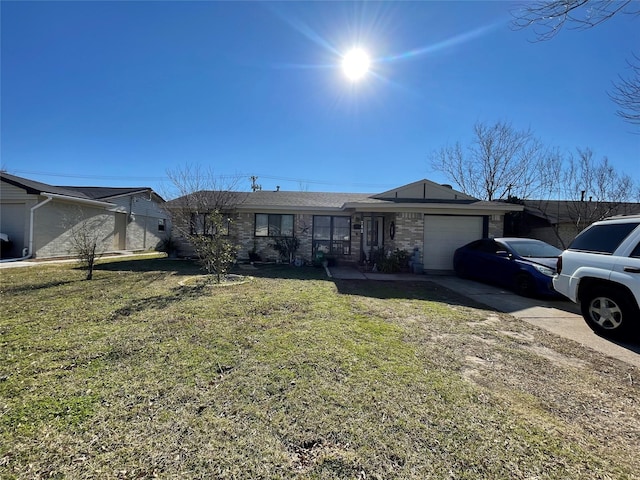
[238, 191, 376, 209]
[523, 200, 640, 224]
[58, 186, 156, 201]
[166, 188, 523, 216]
[166, 190, 378, 211]
[1, 173, 164, 202]
[1, 172, 93, 200]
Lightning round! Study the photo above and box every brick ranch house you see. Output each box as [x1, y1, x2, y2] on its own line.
[168, 179, 523, 272]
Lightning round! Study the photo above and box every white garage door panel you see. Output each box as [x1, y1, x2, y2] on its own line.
[423, 215, 483, 270]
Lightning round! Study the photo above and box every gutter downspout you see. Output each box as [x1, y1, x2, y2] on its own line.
[0, 195, 53, 262]
[29, 195, 54, 258]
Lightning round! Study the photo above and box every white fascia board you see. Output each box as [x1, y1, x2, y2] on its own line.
[42, 192, 116, 209]
[343, 202, 523, 214]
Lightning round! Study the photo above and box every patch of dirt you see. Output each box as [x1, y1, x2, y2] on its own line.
[522, 345, 588, 369]
[499, 330, 535, 343]
[467, 314, 502, 327]
[289, 439, 360, 474]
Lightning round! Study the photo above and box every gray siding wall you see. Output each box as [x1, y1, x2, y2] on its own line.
[0, 182, 31, 201]
[0, 204, 29, 257]
[0, 183, 34, 256]
[109, 194, 170, 250]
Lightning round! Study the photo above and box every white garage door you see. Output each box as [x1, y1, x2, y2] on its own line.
[423, 215, 484, 270]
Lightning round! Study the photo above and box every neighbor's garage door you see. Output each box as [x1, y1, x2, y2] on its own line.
[423, 215, 484, 270]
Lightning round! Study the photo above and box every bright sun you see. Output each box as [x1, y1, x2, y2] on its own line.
[342, 48, 370, 81]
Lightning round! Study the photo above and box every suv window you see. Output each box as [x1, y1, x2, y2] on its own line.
[569, 222, 639, 254]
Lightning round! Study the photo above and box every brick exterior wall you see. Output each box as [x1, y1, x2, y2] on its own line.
[34, 202, 115, 259]
[528, 224, 577, 249]
[235, 213, 359, 264]
[392, 213, 424, 263]
[488, 216, 504, 238]
[172, 209, 508, 268]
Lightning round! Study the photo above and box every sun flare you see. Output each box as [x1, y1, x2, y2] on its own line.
[342, 48, 370, 81]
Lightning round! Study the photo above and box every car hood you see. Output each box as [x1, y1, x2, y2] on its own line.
[521, 257, 557, 270]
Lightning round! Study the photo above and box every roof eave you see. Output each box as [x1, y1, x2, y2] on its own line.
[42, 192, 116, 209]
[344, 202, 523, 213]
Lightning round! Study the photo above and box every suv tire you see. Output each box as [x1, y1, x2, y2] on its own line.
[580, 286, 639, 337]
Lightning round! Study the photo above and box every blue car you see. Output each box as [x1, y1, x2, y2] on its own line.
[453, 237, 562, 297]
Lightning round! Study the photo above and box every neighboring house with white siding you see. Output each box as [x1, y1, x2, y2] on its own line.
[0, 172, 169, 260]
[167, 179, 523, 272]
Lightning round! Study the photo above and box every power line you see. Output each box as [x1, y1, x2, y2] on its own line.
[11, 169, 398, 190]
[12, 170, 169, 181]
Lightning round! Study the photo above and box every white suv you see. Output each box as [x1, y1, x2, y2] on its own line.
[553, 215, 640, 338]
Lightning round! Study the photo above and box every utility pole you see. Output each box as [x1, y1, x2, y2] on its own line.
[250, 176, 261, 192]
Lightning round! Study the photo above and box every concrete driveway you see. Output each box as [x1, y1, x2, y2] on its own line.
[329, 267, 640, 368]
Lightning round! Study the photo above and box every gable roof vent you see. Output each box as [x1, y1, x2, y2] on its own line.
[441, 184, 453, 189]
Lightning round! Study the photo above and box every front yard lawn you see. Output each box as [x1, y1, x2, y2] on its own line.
[1, 258, 638, 479]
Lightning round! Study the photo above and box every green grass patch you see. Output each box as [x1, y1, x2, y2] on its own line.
[1, 260, 638, 479]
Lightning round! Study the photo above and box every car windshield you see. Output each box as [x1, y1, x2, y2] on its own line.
[503, 240, 561, 258]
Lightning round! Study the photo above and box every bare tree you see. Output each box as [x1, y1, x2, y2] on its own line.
[562, 147, 636, 228]
[66, 209, 109, 280]
[188, 211, 238, 283]
[511, 0, 638, 40]
[431, 120, 556, 201]
[165, 164, 245, 282]
[527, 147, 638, 247]
[609, 54, 640, 126]
[511, 0, 640, 126]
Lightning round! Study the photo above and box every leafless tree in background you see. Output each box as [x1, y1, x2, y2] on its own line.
[430, 120, 558, 201]
[511, 0, 640, 127]
[431, 122, 638, 247]
[526, 147, 638, 247]
[609, 54, 640, 126]
[511, 0, 637, 40]
[561, 147, 636, 229]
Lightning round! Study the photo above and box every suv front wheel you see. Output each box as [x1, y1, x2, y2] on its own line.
[580, 286, 639, 337]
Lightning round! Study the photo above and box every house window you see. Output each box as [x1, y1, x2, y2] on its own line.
[313, 216, 351, 255]
[158, 219, 166, 232]
[255, 214, 294, 237]
[190, 213, 230, 236]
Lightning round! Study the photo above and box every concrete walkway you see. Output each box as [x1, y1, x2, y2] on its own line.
[0, 251, 164, 269]
[329, 266, 640, 368]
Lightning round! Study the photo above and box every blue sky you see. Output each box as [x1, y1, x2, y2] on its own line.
[2, 1, 638, 198]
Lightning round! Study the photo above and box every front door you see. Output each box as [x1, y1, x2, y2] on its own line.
[364, 216, 383, 261]
[114, 212, 127, 250]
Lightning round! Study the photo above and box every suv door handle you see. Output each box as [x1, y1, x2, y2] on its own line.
[623, 266, 640, 273]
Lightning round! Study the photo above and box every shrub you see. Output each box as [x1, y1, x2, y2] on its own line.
[378, 248, 410, 273]
[269, 237, 300, 263]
